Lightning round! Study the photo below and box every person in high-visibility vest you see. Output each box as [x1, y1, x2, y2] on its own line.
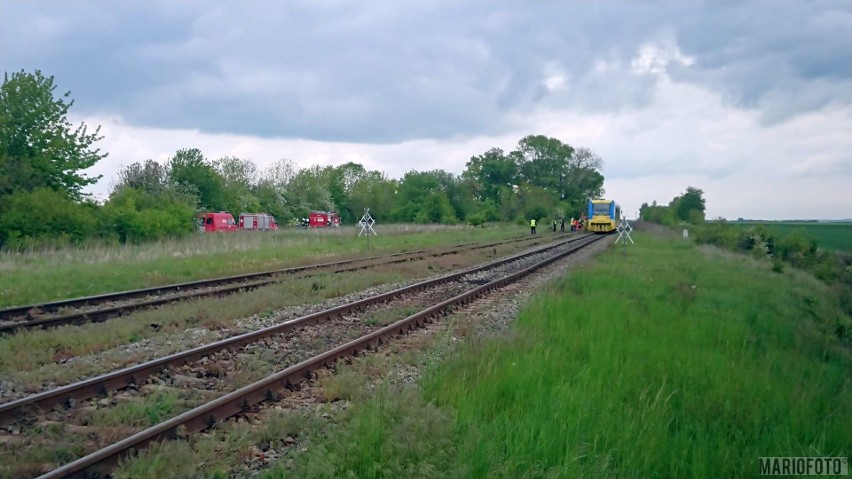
[552, 219, 557, 232]
[530, 218, 537, 235]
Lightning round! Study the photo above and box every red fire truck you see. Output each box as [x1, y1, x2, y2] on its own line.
[239, 213, 278, 231]
[308, 211, 340, 228]
[198, 212, 238, 232]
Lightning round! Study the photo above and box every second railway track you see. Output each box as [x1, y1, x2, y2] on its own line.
[0, 235, 545, 334]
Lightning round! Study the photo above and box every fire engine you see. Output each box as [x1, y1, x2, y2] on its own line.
[198, 212, 238, 232]
[239, 213, 278, 231]
[308, 211, 340, 228]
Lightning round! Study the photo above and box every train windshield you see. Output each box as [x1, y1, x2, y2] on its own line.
[592, 203, 612, 216]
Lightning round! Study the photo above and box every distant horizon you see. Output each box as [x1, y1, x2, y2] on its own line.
[708, 218, 852, 223]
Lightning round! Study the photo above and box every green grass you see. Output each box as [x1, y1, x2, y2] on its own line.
[0, 224, 523, 308]
[731, 221, 852, 252]
[0, 237, 536, 389]
[267, 231, 851, 478]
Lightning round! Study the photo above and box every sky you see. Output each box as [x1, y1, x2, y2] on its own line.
[1, 1, 850, 220]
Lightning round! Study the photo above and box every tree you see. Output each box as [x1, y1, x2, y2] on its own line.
[391, 170, 466, 223]
[215, 156, 261, 214]
[168, 148, 227, 211]
[106, 160, 198, 243]
[516, 135, 574, 196]
[347, 171, 397, 223]
[114, 159, 170, 194]
[462, 148, 518, 203]
[0, 70, 106, 199]
[286, 166, 334, 218]
[673, 186, 706, 223]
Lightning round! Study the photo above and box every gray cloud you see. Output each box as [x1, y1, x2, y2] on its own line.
[1, 0, 849, 143]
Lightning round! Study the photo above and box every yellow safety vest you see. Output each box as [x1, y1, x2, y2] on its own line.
[530, 219, 536, 227]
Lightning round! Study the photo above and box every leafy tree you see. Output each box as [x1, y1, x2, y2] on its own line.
[114, 159, 170, 194]
[415, 192, 457, 224]
[168, 148, 227, 211]
[463, 148, 518, 203]
[391, 170, 465, 223]
[347, 171, 397, 223]
[286, 165, 334, 218]
[516, 135, 574, 196]
[106, 160, 199, 242]
[0, 70, 106, 199]
[320, 162, 368, 223]
[674, 186, 706, 223]
[215, 156, 261, 214]
[254, 159, 299, 222]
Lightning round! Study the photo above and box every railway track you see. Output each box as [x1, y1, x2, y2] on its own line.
[0, 235, 545, 334]
[1, 234, 603, 478]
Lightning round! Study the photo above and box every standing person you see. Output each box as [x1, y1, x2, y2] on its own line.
[560, 218, 565, 232]
[552, 218, 557, 232]
[530, 218, 537, 235]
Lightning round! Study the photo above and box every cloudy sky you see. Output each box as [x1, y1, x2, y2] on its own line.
[2, 1, 850, 219]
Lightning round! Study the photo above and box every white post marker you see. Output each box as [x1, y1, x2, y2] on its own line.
[358, 208, 377, 237]
[615, 217, 634, 245]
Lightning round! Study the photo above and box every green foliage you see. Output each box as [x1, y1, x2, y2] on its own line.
[693, 221, 852, 316]
[673, 186, 706, 223]
[0, 70, 105, 199]
[100, 186, 196, 243]
[641, 186, 706, 225]
[391, 170, 464, 223]
[0, 188, 97, 249]
[414, 191, 457, 224]
[214, 155, 262, 215]
[168, 148, 228, 211]
[347, 171, 397, 223]
[463, 147, 518, 203]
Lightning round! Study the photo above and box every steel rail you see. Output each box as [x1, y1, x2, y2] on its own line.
[36, 234, 603, 479]
[0, 235, 544, 333]
[0, 235, 588, 424]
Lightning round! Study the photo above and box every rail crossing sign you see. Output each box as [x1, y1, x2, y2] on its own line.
[358, 209, 377, 237]
[615, 217, 634, 245]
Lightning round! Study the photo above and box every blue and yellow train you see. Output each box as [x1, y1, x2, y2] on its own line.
[587, 199, 620, 233]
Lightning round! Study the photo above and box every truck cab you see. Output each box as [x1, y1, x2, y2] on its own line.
[199, 212, 238, 232]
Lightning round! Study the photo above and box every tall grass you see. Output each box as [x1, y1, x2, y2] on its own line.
[0, 224, 521, 307]
[276, 231, 851, 478]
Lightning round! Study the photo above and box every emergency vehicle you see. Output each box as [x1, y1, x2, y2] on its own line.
[239, 213, 278, 231]
[198, 212, 238, 232]
[308, 211, 340, 228]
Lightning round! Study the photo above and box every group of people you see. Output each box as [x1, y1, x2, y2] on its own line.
[530, 217, 585, 235]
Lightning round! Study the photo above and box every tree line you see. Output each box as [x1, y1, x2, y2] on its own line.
[639, 186, 707, 225]
[0, 70, 606, 249]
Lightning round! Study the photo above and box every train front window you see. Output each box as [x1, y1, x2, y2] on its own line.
[592, 203, 611, 216]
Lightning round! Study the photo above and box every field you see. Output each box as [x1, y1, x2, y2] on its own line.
[0, 224, 524, 308]
[731, 221, 852, 252]
[261, 229, 851, 477]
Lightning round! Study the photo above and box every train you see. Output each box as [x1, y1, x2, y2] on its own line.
[587, 199, 620, 233]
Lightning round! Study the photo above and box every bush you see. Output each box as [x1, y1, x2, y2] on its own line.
[99, 187, 196, 243]
[0, 188, 97, 249]
[466, 213, 486, 227]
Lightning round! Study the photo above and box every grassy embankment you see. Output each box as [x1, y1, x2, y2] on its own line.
[0, 224, 523, 307]
[262, 230, 851, 478]
[731, 221, 852, 252]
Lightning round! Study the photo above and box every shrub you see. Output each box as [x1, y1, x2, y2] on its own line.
[0, 188, 97, 249]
